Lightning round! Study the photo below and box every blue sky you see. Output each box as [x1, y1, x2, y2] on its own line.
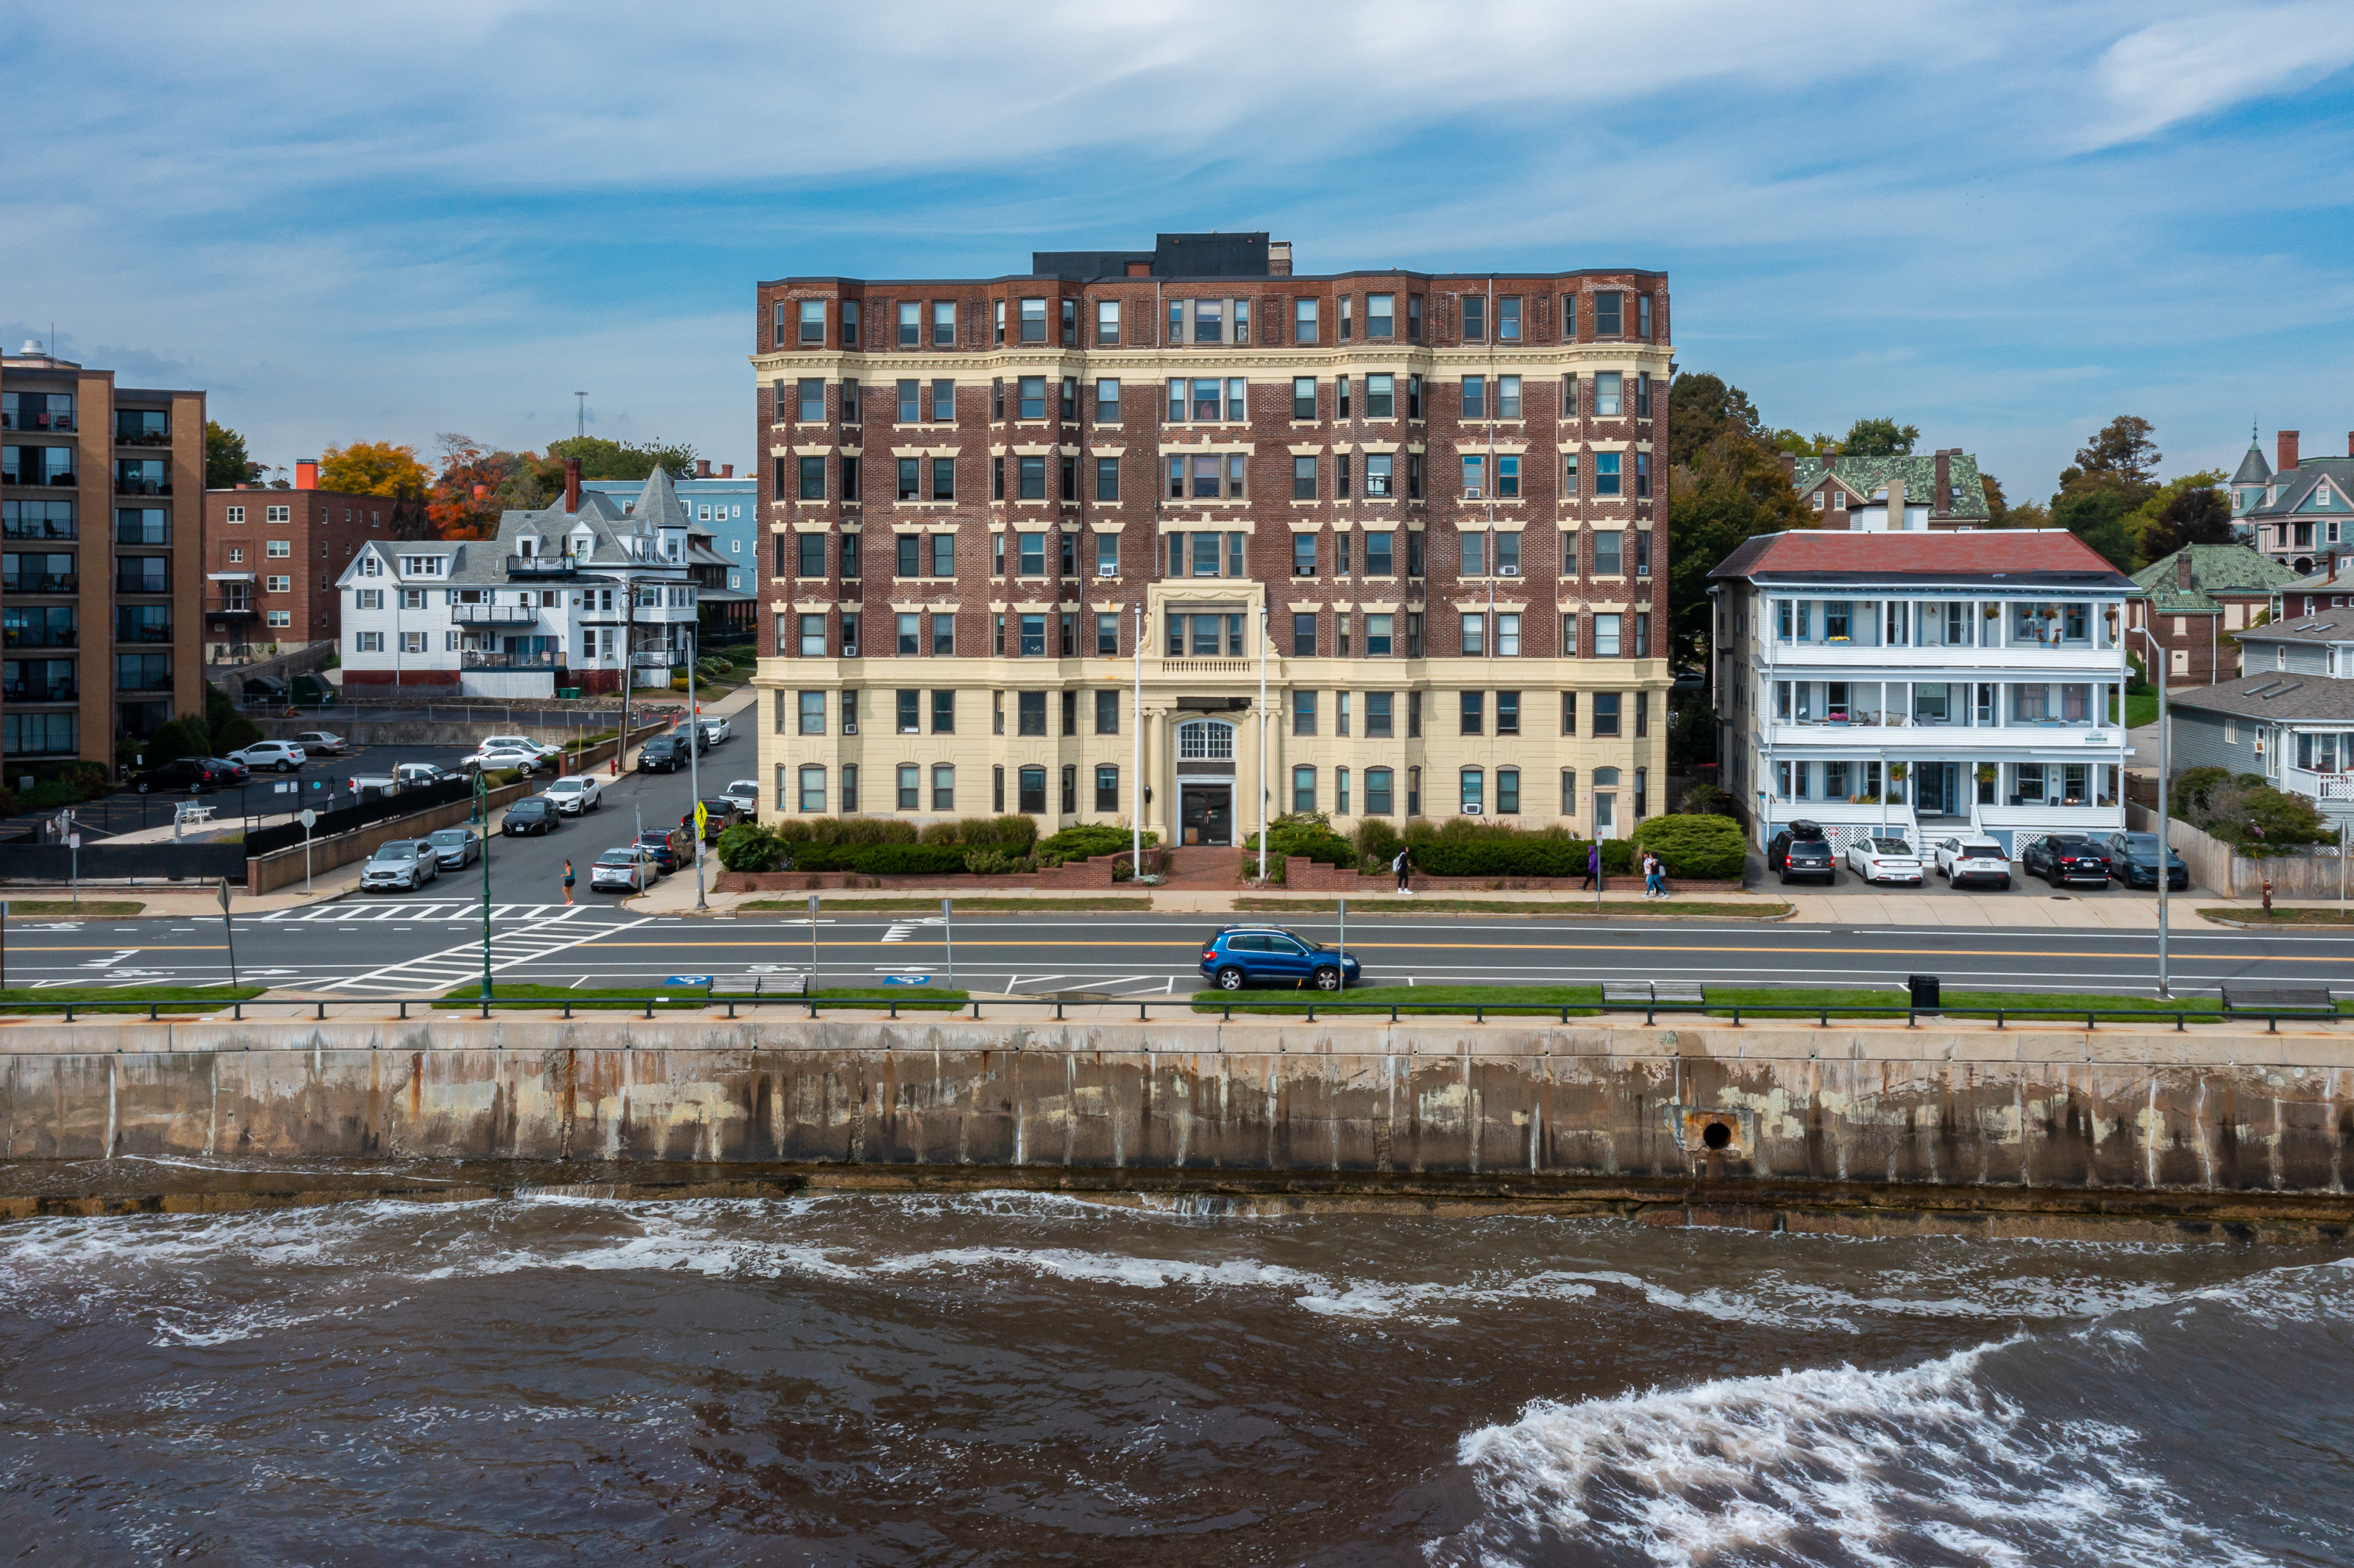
[7, 0, 2354, 500]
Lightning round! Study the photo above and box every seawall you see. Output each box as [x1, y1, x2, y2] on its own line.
[7, 1017, 2354, 1237]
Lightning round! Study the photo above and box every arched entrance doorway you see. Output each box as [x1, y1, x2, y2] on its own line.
[1176, 718, 1237, 845]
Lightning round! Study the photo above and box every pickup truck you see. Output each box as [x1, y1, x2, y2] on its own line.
[348, 762, 455, 795]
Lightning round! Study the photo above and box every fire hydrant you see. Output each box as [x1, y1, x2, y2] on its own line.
[2263, 877, 2275, 916]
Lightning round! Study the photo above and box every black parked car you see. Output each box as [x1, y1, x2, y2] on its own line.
[2098, 831, 2188, 890]
[1767, 820, 1837, 884]
[501, 797, 561, 836]
[638, 735, 686, 773]
[133, 756, 235, 794]
[2024, 834, 2110, 888]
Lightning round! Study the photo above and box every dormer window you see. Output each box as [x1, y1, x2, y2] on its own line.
[518, 537, 537, 558]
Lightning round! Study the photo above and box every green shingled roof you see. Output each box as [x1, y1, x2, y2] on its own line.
[2130, 544, 2299, 613]
[1786, 452, 1991, 520]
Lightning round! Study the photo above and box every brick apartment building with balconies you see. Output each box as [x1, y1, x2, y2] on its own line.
[1, 341, 205, 774]
[202, 459, 393, 665]
[749, 232, 1672, 848]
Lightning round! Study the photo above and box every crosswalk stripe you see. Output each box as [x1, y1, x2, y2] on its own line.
[321, 913, 654, 994]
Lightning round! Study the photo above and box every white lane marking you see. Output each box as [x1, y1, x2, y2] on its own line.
[881, 923, 917, 943]
[80, 949, 138, 971]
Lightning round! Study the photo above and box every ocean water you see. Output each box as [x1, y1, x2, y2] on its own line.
[1, 1181, 2350, 1565]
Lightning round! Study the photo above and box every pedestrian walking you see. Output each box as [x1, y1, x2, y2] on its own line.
[1579, 841, 1601, 891]
[1644, 851, 1668, 899]
[1392, 844, 1413, 895]
[562, 858, 575, 905]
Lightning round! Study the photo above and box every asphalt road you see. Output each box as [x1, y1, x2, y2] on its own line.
[7, 905, 2350, 1002]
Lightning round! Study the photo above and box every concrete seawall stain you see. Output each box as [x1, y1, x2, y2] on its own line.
[4, 1017, 2354, 1233]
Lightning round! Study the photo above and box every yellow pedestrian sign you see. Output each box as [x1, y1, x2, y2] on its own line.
[694, 800, 708, 837]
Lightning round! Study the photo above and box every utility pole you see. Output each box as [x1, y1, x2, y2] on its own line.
[1133, 602, 1144, 880]
[2132, 627, 2171, 998]
[1257, 604, 1270, 883]
[686, 629, 706, 910]
[575, 392, 587, 441]
[476, 767, 492, 999]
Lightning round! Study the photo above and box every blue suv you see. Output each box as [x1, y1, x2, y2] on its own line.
[1200, 927, 1362, 992]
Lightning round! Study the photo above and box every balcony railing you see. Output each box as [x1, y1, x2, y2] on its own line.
[114, 475, 171, 496]
[2, 572, 77, 594]
[462, 650, 558, 669]
[115, 574, 170, 596]
[1, 682, 77, 702]
[2, 518, 75, 541]
[4, 468, 78, 488]
[1, 413, 74, 432]
[452, 602, 538, 624]
[630, 649, 678, 668]
[507, 554, 582, 574]
[1161, 658, 1255, 674]
[113, 430, 172, 448]
[204, 597, 257, 616]
[4, 628, 77, 648]
[115, 624, 173, 644]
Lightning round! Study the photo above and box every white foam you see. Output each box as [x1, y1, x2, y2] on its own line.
[1451, 1341, 2274, 1567]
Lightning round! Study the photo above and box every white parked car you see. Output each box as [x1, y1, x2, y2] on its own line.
[590, 845, 657, 892]
[360, 839, 441, 893]
[722, 778, 759, 813]
[1845, 835, 1924, 885]
[291, 730, 346, 755]
[228, 739, 307, 772]
[480, 733, 563, 762]
[1932, 836, 2013, 890]
[698, 715, 732, 746]
[541, 774, 603, 815]
[461, 744, 544, 775]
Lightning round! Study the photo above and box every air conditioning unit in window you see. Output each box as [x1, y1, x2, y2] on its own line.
[1498, 565, 1520, 577]
[842, 722, 858, 735]
[1464, 487, 1483, 499]
[842, 644, 858, 658]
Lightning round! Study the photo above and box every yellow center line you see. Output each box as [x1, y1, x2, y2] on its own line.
[560, 938, 2353, 963]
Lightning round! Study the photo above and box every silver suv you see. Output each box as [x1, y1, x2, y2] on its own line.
[360, 839, 441, 893]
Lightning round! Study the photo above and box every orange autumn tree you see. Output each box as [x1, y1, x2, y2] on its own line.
[318, 440, 430, 498]
[426, 433, 555, 539]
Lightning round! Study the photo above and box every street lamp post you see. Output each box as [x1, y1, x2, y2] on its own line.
[1257, 604, 1269, 885]
[2130, 627, 2171, 998]
[686, 630, 706, 910]
[1132, 602, 1144, 883]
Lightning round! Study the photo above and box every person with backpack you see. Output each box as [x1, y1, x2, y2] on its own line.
[1392, 844, 1412, 895]
[1579, 841, 1601, 891]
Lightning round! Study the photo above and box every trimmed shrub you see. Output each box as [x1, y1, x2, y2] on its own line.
[1243, 813, 1356, 883]
[1628, 813, 1748, 879]
[855, 843, 970, 875]
[1353, 816, 1403, 870]
[961, 847, 1034, 875]
[1036, 823, 1153, 866]
[717, 822, 787, 872]
[213, 710, 264, 752]
[1393, 818, 1635, 877]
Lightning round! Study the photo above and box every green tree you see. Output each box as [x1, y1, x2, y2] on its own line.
[205, 421, 263, 490]
[545, 436, 699, 482]
[2068, 415, 2162, 499]
[1840, 416, 1920, 457]
[1664, 372, 1762, 468]
[1668, 427, 1813, 666]
[1980, 473, 2011, 525]
[2052, 485, 2134, 569]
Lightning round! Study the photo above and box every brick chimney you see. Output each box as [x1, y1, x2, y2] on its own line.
[1777, 451, 1794, 480]
[2177, 552, 2193, 589]
[2279, 430, 2300, 472]
[695, 458, 713, 478]
[1885, 474, 1907, 531]
[563, 457, 582, 513]
[1932, 449, 1952, 517]
[1269, 240, 1292, 277]
[294, 459, 318, 490]
[720, 463, 734, 478]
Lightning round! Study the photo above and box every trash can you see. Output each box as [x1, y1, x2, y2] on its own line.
[1907, 974, 1941, 1010]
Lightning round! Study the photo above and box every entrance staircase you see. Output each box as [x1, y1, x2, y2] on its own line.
[1160, 846, 1244, 889]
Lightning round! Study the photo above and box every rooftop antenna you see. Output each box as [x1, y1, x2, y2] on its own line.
[575, 392, 587, 441]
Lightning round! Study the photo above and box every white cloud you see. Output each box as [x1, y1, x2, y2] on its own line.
[2085, 1, 2354, 148]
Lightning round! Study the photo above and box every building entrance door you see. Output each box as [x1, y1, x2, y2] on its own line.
[1180, 784, 1232, 846]
[1916, 762, 1960, 818]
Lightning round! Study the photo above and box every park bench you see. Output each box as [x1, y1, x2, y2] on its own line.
[1603, 980, 1710, 1008]
[2220, 983, 2336, 1015]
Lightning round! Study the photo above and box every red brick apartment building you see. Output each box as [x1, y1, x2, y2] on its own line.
[748, 232, 1673, 847]
[2, 341, 205, 773]
[202, 460, 391, 664]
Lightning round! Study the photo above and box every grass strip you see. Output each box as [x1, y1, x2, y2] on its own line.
[0, 900, 146, 916]
[1186, 983, 2333, 1019]
[739, 897, 1151, 913]
[431, 982, 970, 1011]
[2197, 907, 2354, 926]
[0, 984, 263, 1013]
[1229, 897, 1790, 918]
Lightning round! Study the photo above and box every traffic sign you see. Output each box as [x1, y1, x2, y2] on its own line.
[65, 833, 79, 849]
[694, 800, 709, 835]
[299, 808, 317, 828]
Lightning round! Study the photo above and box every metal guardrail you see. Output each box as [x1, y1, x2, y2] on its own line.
[9, 994, 2344, 1035]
